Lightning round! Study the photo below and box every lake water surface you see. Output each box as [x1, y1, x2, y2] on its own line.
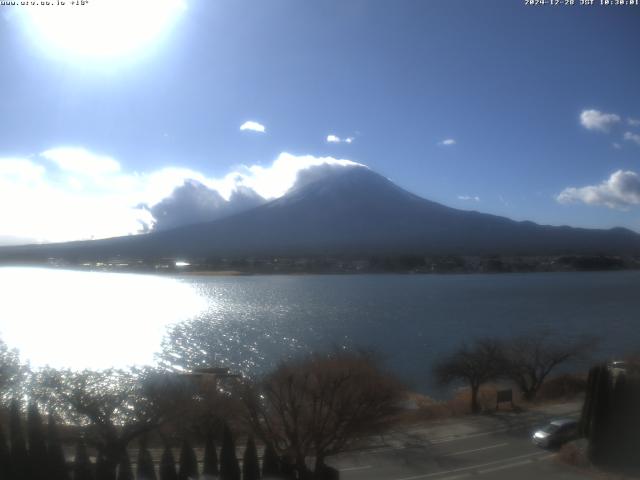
[0, 267, 638, 392]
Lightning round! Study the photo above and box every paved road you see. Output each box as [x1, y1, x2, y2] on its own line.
[328, 402, 589, 480]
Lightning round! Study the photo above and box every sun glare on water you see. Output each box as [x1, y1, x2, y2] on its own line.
[0, 268, 207, 369]
[18, 0, 186, 62]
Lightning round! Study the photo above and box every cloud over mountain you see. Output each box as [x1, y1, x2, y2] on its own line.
[148, 180, 266, 231]
[148, 180, 226, 231]
[7, 164, 639, 262]
[0, 148, 361, 244]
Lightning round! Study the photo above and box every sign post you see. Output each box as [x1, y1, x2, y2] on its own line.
[496, 388, 513, 410]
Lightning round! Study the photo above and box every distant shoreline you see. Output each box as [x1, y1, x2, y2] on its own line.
[1, 253, 639, 277]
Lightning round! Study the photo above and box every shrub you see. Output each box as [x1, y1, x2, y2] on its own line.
[117, 451, 134, 480]
[0, 427, 10, 480]
[202, 431, 219, 478]
[159, 447, 178, 480]
[27, 402, 47, 480]
[220, 424, 240, 480]
[261, 443, 280, 478]
[9, 400, 28, 480]
[178, 439, 198, 480]
[242, 437, 260, 480]
[96, 451, 115, 480]
[72, 441, 94, 480]
[137, 440, 157, 480]
[537, 374, 587, 402]
[47, 414, 70, 480]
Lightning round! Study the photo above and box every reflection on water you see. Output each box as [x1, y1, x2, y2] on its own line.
[170, 271, 640, 393]
[0, 267, 207, 369]
[1, 268, 640, 393]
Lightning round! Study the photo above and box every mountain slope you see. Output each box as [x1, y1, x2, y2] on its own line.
[2, 165, 639, 261]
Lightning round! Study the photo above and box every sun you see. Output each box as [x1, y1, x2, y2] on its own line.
[19, 0, 186, 62]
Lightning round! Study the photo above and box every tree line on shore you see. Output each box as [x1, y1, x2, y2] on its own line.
[0, 343, 400, 480]
[434, 331, 594, 413]
[0, 327, 593, 479]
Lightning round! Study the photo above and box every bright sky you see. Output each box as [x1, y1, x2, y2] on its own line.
[0, 0, 639, 244]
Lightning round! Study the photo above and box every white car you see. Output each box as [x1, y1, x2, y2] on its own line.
[532, 419, 579, 448]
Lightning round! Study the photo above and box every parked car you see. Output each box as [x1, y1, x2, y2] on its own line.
[532, 418, 579, 448]
[609, 360, 627, 370]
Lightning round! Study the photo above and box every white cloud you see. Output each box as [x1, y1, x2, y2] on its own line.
[240, 121, 266, 133]
[580, 109, 621, 132]
[628, 118, 640, 127]
[556, 170, 640, 209]
[0, 149, 362, 244]
[149, 180, 266, 231]
[0, 152, 154, 244]
[0, 158, 46, 182]
[457, 195, 479, 202]
[229, 152, 362, 199]
[42, 147, 120, 176]
[623, 131, 640, 146]
[439, 138, 456, 146]
[613, 142, 622, 150]
[326, 134, 354, 144]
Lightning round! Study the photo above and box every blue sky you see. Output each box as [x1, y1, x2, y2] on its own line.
[1, 0, 639, 243]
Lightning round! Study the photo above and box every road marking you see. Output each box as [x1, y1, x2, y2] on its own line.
[478, 454, 559, 474]
[366, 435, 506, 454]
[437, 474, 471, 480]
[478, 459, 533, 474]
[366, 435, 509, 453]
[430, 428, 513, 444]
[339, 465, 372, 472]
[367, 445, 428, 454]
[532, 453, 555, 463]
[392, 451, 549, 480]
[441, 442, 508, 457]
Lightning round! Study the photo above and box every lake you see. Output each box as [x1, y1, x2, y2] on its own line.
[0, 267, 638, 393]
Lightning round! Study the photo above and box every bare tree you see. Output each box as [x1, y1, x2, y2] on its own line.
[502, 332, 594, 401]
[434, 339, 503, 414]
[242, 350, 403, 476]
[30, 367, 193, 475]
